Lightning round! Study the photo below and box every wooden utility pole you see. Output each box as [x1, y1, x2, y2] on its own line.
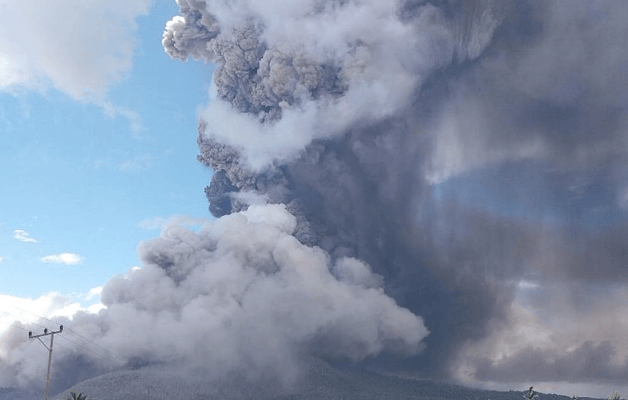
[29, 325, 63, 400]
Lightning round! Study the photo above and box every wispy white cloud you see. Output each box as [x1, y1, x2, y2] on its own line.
[0, 256, 3, 264]
[102, 101, 144, 138]
[87, 286, 103, 300]
[41, 253, 82, 265]
[118, 154, 153, 172]
[119, 147, 177, 172]
[13, 229, 39, 243]
[138, 216, 167, 230]
[0, 0, 151, 134]
[0, 0, 151, 100]
[94, 152, 160, 172]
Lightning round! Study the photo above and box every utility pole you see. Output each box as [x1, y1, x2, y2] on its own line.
[29, 325, 63, 400]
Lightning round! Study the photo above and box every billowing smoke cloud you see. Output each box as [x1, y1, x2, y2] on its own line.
[165, 0, 514, 379]
[165, 0, 505, 170]
[164, 0, 628, 391]
[0, 205, 426, 391]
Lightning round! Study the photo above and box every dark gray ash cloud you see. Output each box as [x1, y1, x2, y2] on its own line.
[165, 0, 628, 388]
[474, 340, 628, 384]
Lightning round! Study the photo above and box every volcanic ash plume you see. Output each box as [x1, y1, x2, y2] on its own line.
[164, 0, 504, 171]
[165, 0, 628, 390]
[0, 205, 426, 389]
[164, 0, 509, 379]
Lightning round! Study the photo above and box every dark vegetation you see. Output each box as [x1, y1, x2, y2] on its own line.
[14, 362, 610, 400]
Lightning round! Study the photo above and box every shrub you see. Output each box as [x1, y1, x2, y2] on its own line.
[66, 392, 88, 400]
[524, 386, 538, 400]
[609, 391, 622, 400]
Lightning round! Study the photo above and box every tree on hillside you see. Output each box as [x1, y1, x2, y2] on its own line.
[66, 392, 87, 400]
[609, 391, 622, 400]
[524, 386, 538, 400]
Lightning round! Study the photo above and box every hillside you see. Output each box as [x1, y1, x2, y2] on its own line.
[15, 361, 598, 400]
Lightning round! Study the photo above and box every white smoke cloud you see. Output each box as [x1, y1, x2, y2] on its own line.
[0, 292, 105, 389]
[12, 229, 39, 243]
[165, 0, 502, 171]
[138, 215, 207, 231]
[0, 293, 90, 337]
[425, 96, 549, 184]
[0, 204, 427, 386]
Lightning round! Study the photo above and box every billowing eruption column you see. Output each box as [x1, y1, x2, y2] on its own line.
[164, 0, 509, 378]
[165, 0, 628, 384]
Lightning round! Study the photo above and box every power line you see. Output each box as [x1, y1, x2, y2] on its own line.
[58, 327, 125, 363]
[2, 305, 124, 363]
[56, 334, 124, 364]
[50, 340, 74, 353]
[1, 315, 113, 365]
[0, 309, 48, 330]
[29, 326, 63, 400]
[4, 304, 62, 326]
[63, 326, 123, 362]
[7, 322, 30, 332]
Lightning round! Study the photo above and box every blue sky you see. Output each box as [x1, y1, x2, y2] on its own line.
[0, 2, 212, 302]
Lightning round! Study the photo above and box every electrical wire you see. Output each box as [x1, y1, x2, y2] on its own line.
[1, 304, 124, 363]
